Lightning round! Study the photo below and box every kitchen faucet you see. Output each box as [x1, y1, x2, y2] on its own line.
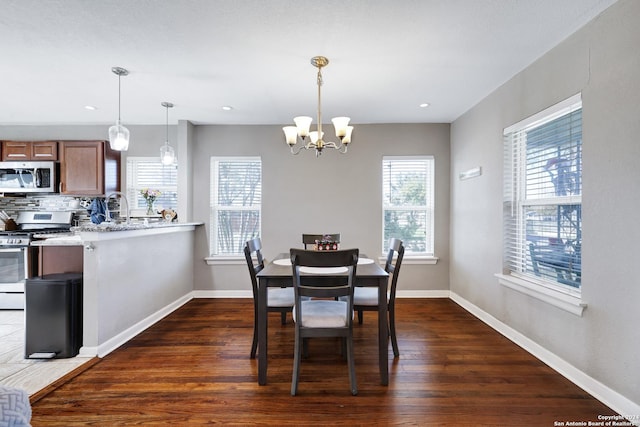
[104, 192, 130, 224]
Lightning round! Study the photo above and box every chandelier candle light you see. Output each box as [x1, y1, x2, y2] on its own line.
[283, 56, 353, 156]
[108, 66, 130, 151]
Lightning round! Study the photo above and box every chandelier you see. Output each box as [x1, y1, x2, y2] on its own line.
[283, 56, 353, 156]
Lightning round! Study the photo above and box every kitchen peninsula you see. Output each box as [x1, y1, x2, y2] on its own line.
[32, 221, 202, 357]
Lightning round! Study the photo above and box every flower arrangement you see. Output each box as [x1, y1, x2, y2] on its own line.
[140, 188, 161, 215]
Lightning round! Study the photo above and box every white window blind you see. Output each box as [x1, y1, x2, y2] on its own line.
[210, 157, 261, 256]
[126, 157, 178, 211]
[382, 156, 434, 255]
[503, 94, 582, 292]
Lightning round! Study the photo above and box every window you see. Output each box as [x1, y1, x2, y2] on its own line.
[126, 157, 178, 213]
[210, 157, 261, 256]
[503, 94, 582, 293]
[382, 156, 434, 256]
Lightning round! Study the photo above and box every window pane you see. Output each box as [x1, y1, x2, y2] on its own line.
[126, 157, 178, 211]
[210, 157, 262, 256]
[216, 161, 262, 207]
[503, 95, 582, 292]
[382, 156, 434, 255]
[216, 210, 260, 255]
[384, 210, 429, 253]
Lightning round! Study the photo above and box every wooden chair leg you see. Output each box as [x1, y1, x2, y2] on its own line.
[357, 309, 363, 324]
[346, 334, 358, 396]
[250, 307, 258, 359]
[389, 307, 399, 358]
[291, 332, 302, 396]
[281, 311, 287, 325]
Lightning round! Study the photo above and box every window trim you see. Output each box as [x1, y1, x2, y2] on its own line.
[209, 156, 262, 257]
[499, 93, 585, 315]
[382, 155, 435, 257]
[126, 156, 178, 216]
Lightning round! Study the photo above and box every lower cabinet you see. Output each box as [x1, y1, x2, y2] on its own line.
[37, 246, 83, 276]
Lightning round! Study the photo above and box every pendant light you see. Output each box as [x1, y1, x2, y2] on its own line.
[108, 66, 130, 151]
[160, 102, 175, 165]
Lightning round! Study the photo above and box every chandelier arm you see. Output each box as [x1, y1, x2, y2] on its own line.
[289, 144, 305, 155]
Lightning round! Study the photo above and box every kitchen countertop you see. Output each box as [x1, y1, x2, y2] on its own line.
[30, 221, 203, 246]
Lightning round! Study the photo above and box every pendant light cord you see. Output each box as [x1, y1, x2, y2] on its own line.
[118, 74, 122, 121]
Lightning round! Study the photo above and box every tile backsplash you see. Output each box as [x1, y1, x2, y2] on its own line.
[0, 195, 123, 226]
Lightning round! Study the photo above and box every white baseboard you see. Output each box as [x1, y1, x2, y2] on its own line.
[94, 293, 193, 358]
[191, 289, 450, 299]
[450, 291, 640, 424]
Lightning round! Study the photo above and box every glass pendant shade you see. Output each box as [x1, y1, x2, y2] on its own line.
[331, 116, 351, 138]
[342, 126, 354, 144]
[308, 131, 324, 144]
[282, 126, 298, 146]
[293, 116, 312, 138]
[159, 101, 175, 165]
[160, 143, 175, 165]
[108, 120, 130, 151]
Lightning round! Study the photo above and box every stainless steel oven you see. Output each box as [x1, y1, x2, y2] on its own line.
[0, 211, 74, 309]
[0, 240, 32, 309]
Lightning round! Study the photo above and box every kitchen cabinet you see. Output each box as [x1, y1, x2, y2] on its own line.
[59, 140, 120, 196]
[1, 140, 58, 161]
[37, 246, 83, 276]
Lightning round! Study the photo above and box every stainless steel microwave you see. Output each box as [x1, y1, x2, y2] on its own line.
[0, 161, 58, 193]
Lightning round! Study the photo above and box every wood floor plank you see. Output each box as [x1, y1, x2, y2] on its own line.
[30, 298, 619, 426]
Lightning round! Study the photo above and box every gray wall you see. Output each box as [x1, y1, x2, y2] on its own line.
[450, 0, 639, 407]
[191, 123, 451, 293]
[0, 123, 451, 296]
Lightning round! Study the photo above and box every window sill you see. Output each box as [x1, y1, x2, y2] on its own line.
[377, 255, 438, 265]
[495, 273, 586, 316]
[205, 256, 245, 266]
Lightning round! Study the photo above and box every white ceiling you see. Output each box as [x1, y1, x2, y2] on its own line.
[1, 0, 617, 126]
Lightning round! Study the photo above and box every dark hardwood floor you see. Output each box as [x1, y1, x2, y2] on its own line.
[30, 298, 616, 426]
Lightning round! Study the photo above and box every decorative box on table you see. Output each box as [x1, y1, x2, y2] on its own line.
[314, 234, 340, 251]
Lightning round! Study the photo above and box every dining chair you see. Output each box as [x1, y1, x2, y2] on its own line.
[302, 233, 341, 249]
[289, 248, 359, 396]
[244, 237, 295, 359]
[352, 237, 405, 357]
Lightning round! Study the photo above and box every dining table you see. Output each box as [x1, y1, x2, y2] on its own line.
[256, 252, 390, 386]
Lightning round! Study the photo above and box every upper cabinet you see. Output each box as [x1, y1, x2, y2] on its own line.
[1, 140, 58, 161]
[59, 140, 121, 196]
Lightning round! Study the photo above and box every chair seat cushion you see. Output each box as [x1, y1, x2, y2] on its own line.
[267, 287, 295, 307]
[293, 300, 348, 327]
[353, 287, 390, 306]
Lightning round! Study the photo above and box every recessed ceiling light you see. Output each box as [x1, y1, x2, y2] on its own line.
[84, 105, 97, 110]
[222, 106, 233, 111]
[419, 103, 430, 108]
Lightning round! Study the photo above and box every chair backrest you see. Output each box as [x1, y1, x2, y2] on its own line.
[302, 233, 341, 249]
[244, 237, 264, 298]
[290, 248, 358, 302]
[384, 238, 405, 301]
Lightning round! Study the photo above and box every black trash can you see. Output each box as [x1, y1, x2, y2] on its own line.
[25, 273, 83, 359]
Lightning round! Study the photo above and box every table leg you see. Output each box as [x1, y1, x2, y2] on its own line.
[258, 277, 268, 385]
[378, 277, 389, 385]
